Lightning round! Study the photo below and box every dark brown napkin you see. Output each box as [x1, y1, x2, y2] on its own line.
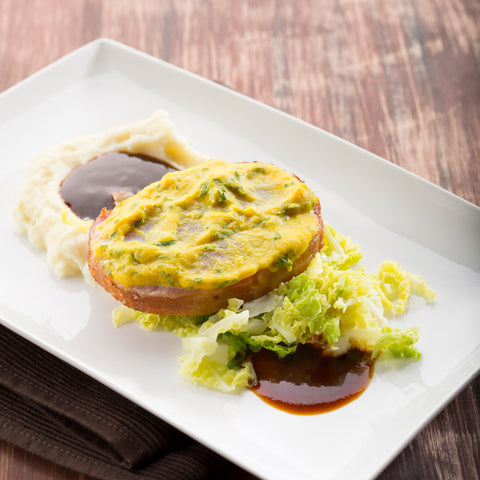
[0, 323, 228, 480]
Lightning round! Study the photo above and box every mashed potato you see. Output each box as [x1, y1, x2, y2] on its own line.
[14, 110, 207, 280]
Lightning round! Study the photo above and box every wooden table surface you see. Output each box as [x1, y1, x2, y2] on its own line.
[0, 0, 479, 479]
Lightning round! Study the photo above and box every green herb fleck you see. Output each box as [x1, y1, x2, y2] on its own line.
[253, 219, 267, 227]
[216, 189, 228, 204]
[199, 183, 209, 196]
[155, 239, 176, 247]
[274, 255, 292, 269]
[214, 228, 234, 239]
[161, 271, 175, 286]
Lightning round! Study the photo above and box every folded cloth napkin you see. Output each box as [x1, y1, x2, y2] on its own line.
[0, 323, 229, 480]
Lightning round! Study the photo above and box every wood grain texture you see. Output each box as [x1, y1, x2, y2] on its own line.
[0, 0, 478, 479]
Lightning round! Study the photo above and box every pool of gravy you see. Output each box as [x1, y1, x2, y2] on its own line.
[60, 152, 177, 220]
[250, 344, 374, 415]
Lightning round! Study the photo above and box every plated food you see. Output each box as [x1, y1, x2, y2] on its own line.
[88, 159, 323, 315]
[14, 111, 435, 413]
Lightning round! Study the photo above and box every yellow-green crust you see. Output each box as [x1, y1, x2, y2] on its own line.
[90, 159, 320, 290]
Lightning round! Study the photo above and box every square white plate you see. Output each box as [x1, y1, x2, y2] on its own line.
[0, 39, 479, 480]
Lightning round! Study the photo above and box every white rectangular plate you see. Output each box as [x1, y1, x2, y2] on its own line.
[1, 39, 479, 480]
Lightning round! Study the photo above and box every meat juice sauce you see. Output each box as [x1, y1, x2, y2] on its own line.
[250, 344, 374, 414]
[60, 152, 177, 220]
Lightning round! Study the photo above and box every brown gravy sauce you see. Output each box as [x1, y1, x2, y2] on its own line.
[60, 152, 177, 220]
[250, 344, 374, 415]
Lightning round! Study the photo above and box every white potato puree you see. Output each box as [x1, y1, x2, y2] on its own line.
[14, 110, 207, 280]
